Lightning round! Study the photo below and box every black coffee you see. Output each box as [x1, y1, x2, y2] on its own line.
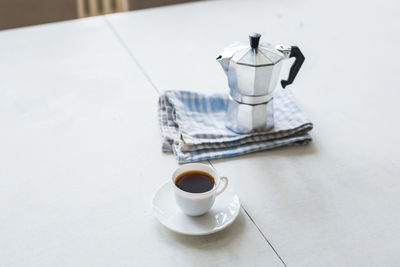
[175, 171, 215, 193]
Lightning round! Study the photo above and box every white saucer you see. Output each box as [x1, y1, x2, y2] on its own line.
[152, 182, 241, 236]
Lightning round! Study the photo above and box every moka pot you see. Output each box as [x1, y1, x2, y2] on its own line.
[217, 33, 305, 133]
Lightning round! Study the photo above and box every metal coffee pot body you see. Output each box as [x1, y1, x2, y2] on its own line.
[217, 33, 304, 133]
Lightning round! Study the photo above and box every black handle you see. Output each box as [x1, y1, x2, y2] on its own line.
[281, 46, 305, 88]
[249, 33, 261, 49]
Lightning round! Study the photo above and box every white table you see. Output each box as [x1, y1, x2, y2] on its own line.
[1, 0, 399, 266]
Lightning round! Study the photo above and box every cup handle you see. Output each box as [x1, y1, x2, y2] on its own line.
[216, 176, 229, 196]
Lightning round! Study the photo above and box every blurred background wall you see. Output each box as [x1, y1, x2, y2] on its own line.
[0, 0, 198, 30]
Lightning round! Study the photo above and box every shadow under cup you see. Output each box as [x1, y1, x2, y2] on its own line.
[172, 163, 228, 216]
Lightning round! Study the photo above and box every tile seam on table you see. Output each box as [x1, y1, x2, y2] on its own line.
[242, 206, 287, 267]
[208, 161, 287, 267]
[103, 14, 286, 266]
[103, 15, 160, 95]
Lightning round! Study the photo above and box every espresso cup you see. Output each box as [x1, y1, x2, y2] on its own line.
[172, 163, 229, 216]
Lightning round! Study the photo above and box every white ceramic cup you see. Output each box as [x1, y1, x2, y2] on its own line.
[172, 163, 229, 216]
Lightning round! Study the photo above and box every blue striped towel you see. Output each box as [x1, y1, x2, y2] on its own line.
[158, 89, 313, 163]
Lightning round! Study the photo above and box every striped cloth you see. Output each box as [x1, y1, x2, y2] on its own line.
[158, 89, 313, 163]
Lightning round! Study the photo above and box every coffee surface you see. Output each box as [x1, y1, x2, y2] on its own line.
[175, 171, 215, 193]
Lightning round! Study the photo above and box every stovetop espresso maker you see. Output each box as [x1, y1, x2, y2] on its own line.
[217, 33, 305, 133]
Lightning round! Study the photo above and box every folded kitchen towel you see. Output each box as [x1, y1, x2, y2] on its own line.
[158, 89, 313, 163]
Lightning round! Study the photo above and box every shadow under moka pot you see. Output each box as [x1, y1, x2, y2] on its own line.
[217, 33, 305, 134]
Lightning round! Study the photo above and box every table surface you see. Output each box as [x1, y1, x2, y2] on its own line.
[1, 0, 399, 266]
